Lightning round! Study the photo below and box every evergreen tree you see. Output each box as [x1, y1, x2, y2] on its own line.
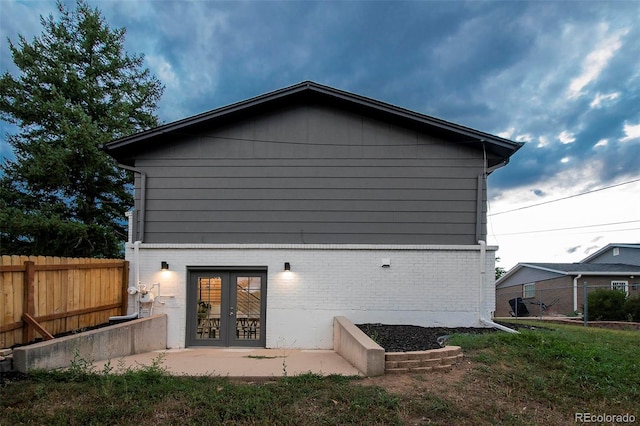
[0, 0, 164, 257]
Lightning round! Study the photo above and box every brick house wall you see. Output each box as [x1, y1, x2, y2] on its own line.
[128, 243, 496, 349]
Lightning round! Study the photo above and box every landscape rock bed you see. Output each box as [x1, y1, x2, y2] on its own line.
[356, 324, 499, 352]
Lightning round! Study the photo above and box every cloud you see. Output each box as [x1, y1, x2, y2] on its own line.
[146, 55, 178, 89]
[2, 0, 639, 201]
[590, 92, 620, 108]
[558, 131, 576, 144]
[566, 25, 628, 99]
[537, 136, 550, 148]
[620, 123, 640, 143]
[566, 246, 580, 254]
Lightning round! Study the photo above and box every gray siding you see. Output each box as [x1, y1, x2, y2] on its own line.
[585, 247, 640, 266]
[496, 267, 565, 289]
[131, 103, 487, 244]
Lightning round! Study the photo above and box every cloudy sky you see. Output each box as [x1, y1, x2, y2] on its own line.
[1, 0, 639, 269]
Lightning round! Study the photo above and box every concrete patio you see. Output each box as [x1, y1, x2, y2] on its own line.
[91, 347, 363, 378]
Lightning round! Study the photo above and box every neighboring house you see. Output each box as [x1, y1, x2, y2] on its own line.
[104, 81, 523, 349]
[495, 243, 640, 317]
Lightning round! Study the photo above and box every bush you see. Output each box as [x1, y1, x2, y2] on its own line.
[587, 289, 627, 321]
[624, 297, 640, 322]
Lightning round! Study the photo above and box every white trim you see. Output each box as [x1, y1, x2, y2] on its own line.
[126, 243, 498, 251]
[611, 280, 629, 295]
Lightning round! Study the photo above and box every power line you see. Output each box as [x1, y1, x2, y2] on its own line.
[492, 220, 640, 237]
[489, 178, 640, 216]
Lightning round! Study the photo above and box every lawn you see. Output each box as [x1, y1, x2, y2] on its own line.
[1, 321, 638, 425]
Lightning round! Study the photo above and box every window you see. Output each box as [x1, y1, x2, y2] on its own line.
[523, 283, 535, 299]
[611, 280, 628, 295]
[613, 247, 620, 256]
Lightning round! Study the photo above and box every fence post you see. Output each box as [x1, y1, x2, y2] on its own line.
[537, 288, 541, 319]
[121, 261, 130, 315]
[22, 261, 36, 343]
[583, 281, 588, 327]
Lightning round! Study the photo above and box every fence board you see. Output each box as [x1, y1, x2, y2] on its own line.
[0, 256, 128, 348]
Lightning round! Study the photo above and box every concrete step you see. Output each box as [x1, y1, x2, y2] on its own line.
[384, 346, 462, 374]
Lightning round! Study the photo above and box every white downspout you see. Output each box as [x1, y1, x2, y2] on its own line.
[478, 239, 486, 315]
[480, 318, 519, 333]
[476, 150, 518, 333]
[573, 274, 582, 313]
[478, 239, 519, 334]
[133, 240, 141, 316]
[117, 163, 146, 242]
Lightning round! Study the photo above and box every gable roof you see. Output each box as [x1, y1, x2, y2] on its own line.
[580, 243, 640, 263]
[522, 262, 640, 274]
[104, 81, 523, 167]
[496, 261, 640, 288]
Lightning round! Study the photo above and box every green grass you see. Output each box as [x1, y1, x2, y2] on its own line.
[449, 321, 640, 418]
[1, 322, 638, 425]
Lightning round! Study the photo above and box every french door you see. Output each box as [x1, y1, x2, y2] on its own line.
[187, 269, 266, 347]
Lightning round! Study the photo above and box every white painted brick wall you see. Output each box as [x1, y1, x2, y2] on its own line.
[124, 244, 496, 349]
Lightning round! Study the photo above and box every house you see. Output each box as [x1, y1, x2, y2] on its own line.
[495, 243, 640, 317]
[104, 81, 523, 349]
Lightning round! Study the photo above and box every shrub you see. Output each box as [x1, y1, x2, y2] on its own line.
[624, 296, 640, 322]
[587, 289, 627, 321]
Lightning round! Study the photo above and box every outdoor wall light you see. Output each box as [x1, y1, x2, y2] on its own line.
[284, 262, 291, 271]
[161, 261, 169, 270]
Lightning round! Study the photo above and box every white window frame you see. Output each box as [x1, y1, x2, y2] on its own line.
[611, 280, 628, 295]
[523, 283, 535, 299]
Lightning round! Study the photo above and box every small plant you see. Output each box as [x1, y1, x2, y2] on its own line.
[276, 337, 296, 377]
[68, 348, 95, 379]
[141, 352, 168, 376]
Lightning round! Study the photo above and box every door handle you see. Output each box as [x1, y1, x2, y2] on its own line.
[229, 307, 234, 317]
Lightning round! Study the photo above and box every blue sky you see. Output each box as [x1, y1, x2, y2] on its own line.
[1, 0, 639, 268]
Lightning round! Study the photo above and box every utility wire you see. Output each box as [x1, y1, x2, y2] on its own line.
[171, 131, 485, 147]
[492, 219, 640, 237]
[489, 178, 640, 216]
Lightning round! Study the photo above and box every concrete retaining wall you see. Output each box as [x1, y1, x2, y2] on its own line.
[333, 316, 384, 376]
[12, 315, 167, 373]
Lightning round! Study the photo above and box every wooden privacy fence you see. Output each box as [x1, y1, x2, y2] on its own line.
[0, 256, 129, 348]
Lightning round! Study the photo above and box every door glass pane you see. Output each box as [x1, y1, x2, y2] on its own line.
[235, 276, 260, 341]
[195, 276, 221, 340]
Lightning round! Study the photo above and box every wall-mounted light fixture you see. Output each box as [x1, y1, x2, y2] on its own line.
[161, 261, 169, 270]
[284, 262, 291, 271]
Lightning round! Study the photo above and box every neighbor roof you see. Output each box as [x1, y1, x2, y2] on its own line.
[496, 261, 640, 287]
[580, 243, 640, 263]
[104, 81, 523, 166]
[522, 263, 640, 274]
